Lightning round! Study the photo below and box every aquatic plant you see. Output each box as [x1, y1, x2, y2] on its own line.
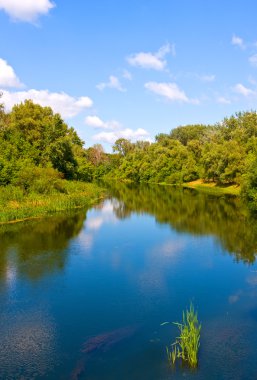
[167, 303, 201, 368]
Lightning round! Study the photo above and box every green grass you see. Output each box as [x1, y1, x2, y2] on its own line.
[0, 181, 105, 224]
[183, 180, 240, 196]
[167, 303, 201, 368]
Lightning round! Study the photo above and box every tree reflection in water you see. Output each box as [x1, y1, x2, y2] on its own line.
[0, 211, 86, 282]
[106, 182, 257, 264]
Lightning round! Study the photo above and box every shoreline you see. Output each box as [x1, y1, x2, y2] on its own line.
[0, 182, 106, 225]
[104, 177, 241, 197]
[0, 179, 241, 225]
[182, 179, 240, 196]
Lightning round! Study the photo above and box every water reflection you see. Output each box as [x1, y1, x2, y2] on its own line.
[0, 211, 86, 283]
[1, 183, 257, 286]
[106, 182, 257, 263]
[1, 185, 257, 379]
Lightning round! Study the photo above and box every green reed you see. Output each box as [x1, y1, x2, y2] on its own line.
[167, 303, 201, 368]
[0, 182, 105, 223]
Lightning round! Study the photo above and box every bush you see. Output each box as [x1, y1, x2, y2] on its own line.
[14, 166, 64, 194]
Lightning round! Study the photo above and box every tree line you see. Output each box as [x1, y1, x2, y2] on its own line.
[0, 99, 109, 194]
[1, 98, 257, 207]
[107, 111, 257, 208]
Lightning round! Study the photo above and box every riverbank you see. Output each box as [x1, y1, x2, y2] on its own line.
[104, 177, 241, 197]
[0, 181, 105, 224]
[183, 179, 240, 196]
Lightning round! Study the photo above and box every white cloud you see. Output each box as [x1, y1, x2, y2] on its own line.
[249, 54, 257, 67]
[78, 231, 94, 253]
[0, 0, 55, 23]
[145, 81, 198, 104]
[157, 43, 176, 58]
[217, 96, 231, 105]
[1, 89, 93, 118]
[85, 116, 105, 128]
[93, 127, 151, 144]
[231, 35, 245, 49]
[87, 217, 104, 230]
[233, 83, 256, 97]
[85, 115, 121, 130]
[122, 69, 132, 80]
[0, 58, 23, 88]
[127, 43, 174, 71]
[96, 75, 126, 92]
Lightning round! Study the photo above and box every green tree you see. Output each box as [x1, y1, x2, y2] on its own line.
[113, 138, 134, 156]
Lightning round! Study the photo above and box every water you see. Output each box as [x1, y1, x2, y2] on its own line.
[1, 184, 257, 379]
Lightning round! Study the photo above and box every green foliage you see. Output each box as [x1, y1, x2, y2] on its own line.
[167, 303, 201, 368]
[0, 181, 105, 223]
[0, 99, 94, 183]
[169, 124, 212, 146]
[14, 166, 65, 194]
[112, 138, 134, 156]
[105, 111, 257, 195]
[108, 138, 199, 184]
[201, 140, 245, 184]
[2, 94, 257, 212]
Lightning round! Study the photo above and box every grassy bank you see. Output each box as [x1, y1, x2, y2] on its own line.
[104, 177, 241, 196]
[183, 179, 240, 196]
[0, 181, 105, 224]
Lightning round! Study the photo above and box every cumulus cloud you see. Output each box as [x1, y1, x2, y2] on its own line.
[85, 115, 121, 130]
[145, 81, 198, 104]
[1, 89, 93, 118]
[0, 0, 55, 23]
[85, 115, 105, 128]
[233, 83, 256, 97]
[231, 35, 245, 49]
[85, 115, 149, 145]
[93, 128, 151, 144]
[127, 43, 174, 71]
[0, 58, 23, 88]
[96, 75, 126, 92]
[249, 54, 257, 67]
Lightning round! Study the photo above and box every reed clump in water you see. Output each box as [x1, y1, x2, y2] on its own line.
[167, 303, 201, 368]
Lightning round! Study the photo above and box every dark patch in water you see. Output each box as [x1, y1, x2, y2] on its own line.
[71, 325, 138, 379]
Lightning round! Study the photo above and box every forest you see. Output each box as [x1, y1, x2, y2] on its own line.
[1, 98, 257, 211]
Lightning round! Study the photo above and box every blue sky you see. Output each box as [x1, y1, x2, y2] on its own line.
[0, 0, 257, 151]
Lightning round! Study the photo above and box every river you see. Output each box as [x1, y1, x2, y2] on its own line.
[1, 183, 257, 379]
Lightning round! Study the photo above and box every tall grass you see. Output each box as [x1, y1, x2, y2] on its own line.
[167, 303, 201, 368]
[0, 181, 105, 223]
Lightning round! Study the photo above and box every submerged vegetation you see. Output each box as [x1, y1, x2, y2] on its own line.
[167, 303, 201, 368]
